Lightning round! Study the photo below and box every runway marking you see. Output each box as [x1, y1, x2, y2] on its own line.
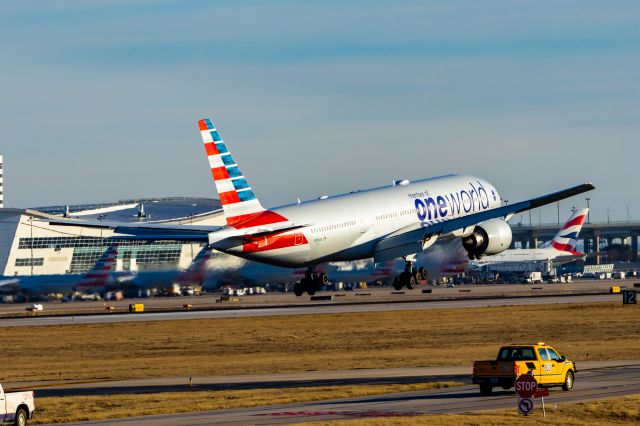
[255, 410, 423, 418]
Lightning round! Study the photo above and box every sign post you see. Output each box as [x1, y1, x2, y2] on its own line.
[515, 374, 538, 416]
[534, 387, 549, 417]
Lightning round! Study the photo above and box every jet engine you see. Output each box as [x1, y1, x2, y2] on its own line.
[462, 219, 512, 260]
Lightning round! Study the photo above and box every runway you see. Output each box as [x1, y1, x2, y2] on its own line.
[0, 293, 619, 327]
[52, 363, 640, 425]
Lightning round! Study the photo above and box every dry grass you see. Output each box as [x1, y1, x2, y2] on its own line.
[32, 382, 461, 424]
[312, 394, 640, 425]
[1, 301, 638, 383]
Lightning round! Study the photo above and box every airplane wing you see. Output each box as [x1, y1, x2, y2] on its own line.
[43, 217, 221, 241]
[0, 278, 21, 291]
[374, 182, 595, 262]
[552, 253, 588, 265]
[44, 217, 309, 242]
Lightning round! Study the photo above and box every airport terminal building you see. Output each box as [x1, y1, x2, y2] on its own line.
[0, 198, 225, 276]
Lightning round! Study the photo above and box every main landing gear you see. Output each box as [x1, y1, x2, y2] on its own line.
[294, 268, 329, 296]
[392, 258, 426, 291]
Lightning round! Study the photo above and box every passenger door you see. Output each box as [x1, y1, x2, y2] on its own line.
[536, 348, 553, 384]
[546, 347, 566, 384]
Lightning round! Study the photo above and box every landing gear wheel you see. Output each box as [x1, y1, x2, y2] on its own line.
[479, 384, 492, 396]
[562, 370, 574, 391]
[392, 276, 402, 291]
[406, 275, 417, 290]
[307, 282, 317, 296]
[399, 271, 411, 288]
[319, 273, 329, 285]
[14, 408, 27, 426]
[293, 282, 305, 297]
[416, 267, 427, 282]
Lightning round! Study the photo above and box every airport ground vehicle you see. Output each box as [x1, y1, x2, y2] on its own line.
[0, 384, 35, 426]
[524, 271, 542, 284]
[472, 343, 576, 395]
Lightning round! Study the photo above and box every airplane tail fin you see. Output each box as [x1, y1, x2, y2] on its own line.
[550, 208, 588, 253]
[178, 245, 212, 283]
[76, 244, 118, 290]
[198, 118, 288, 229]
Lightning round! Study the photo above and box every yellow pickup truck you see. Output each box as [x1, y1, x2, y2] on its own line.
[472, 343, 576, 395]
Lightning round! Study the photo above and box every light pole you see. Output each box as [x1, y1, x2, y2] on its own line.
[585, 197, 590, 223]
[557, 202, 560, 225]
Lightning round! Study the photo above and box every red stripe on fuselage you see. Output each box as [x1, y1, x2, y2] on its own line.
[228, 210, 289, 228]
[242, 231, 308, 253]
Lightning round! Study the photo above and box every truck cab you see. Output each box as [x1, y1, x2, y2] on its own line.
[472, 343, 576, 395]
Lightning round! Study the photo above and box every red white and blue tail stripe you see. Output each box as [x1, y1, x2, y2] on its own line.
[551, 208, 588, 253]
[177, 245, 212, 283]
[198, 118, 288, 229]
[75, 244, 118, 290]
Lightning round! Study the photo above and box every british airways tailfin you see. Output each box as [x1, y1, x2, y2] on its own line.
[550, 208, 588, 253]
[198, 118, 288, 229]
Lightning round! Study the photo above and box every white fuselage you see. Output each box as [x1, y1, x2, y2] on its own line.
[213, 174, 502, 267]
[473, 247, 570, 265]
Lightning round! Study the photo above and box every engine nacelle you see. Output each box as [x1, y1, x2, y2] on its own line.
[462, 218, 512, 259]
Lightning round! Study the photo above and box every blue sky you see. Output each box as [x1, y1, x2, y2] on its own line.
[0, 0, 638, 223]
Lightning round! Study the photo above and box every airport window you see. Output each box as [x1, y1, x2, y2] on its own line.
[68, 245, 183, 273]
[17, 237, 188, 273]
[15, 258, 44, 267]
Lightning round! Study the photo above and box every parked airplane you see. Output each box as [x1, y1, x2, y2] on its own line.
[119, 245, 213, 291]
[50, 118, 595, 296]
[472, 208, 589, 267]
[201, 253, 393, 292]
[0, 245, 119, 297]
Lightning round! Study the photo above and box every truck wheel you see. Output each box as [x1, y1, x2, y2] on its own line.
[562, 370, 574, 391]
[479, 384, 492, 396]
[14, 408, 27, 426]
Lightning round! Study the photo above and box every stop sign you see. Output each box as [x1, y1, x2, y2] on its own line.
[515, 374, 538, 398]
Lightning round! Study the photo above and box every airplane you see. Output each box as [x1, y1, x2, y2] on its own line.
[201, 254, 394, 292]
[118, 245, 213, 291]
[472, 208, 589, 267]
[48, 117, 595, 297]
[0, 245, 119, 298]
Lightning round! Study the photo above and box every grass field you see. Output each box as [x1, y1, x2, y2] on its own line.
[1, 301, 638, 383]
[312, 394, 640, 425]
[31, 382, 461, 424]
[31, 386, 640, 424]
